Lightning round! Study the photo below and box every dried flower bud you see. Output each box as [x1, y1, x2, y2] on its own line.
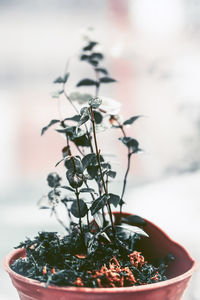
[47, 172, 61, 188]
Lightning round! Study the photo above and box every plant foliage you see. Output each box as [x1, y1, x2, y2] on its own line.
[11, 36, 173, 289]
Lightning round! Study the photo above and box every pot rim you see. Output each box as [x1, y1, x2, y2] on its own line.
[3, 214, 197, 294]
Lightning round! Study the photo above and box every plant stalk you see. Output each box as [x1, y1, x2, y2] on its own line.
[63, 86, 94, 154]
[75, 188, 83, 236]
[120, 153, 132, 216]
[117, 123, 132, 220]
[63, 133, 84, 236]
[89, 106, 114, 232]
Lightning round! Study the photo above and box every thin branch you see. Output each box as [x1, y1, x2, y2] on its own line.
[116, 121, 132, 219]
[63, 128, 84, 235]
[75, 143, 85, 156]
[86, 210, 90, 232]
[120, 153, 132, 215]
[75, 188, 83, 235]
[63, 85, 79, 114]
[63, 86, 94, 154]
[89, 106, 114, 232]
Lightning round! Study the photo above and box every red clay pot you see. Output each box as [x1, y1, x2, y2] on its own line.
[4, 213, 196, 300]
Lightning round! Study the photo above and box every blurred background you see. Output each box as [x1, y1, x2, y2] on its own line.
[0, 0, 200, 299]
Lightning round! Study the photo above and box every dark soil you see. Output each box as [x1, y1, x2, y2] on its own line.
[11, 229, 174, 288]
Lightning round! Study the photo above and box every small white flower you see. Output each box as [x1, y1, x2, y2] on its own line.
[100, 97, 121, 115]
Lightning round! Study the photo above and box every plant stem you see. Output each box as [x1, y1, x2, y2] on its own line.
[86, 210, 90, 232]
[120, 153, 132, 216]
[70, 158, 83, 236]
[116, 122, 132, 220]
[63, 133, 84, 236]
[89, 106, 114, 232]
[75, 144, 85, 156]
[63, 86, 79, 114]
[75, 188, 83, 236]
[62, 85, 94, 154]
[86, 130, 94, 153]
[52, 188, 69, 232]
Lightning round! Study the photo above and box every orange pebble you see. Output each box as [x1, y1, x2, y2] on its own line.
[74, 277, 84, 287]
[42, 266, 47, 275]
[75, 254, 87, 259]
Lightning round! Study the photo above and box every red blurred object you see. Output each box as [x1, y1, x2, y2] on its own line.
[4, 213, 196, 300]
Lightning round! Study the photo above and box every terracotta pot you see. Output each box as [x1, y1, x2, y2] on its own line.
[4, 212, 196, 300]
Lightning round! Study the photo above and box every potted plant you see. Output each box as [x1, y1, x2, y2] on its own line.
[4, 38, 196, 300]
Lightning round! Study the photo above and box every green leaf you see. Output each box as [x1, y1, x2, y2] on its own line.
[71, 199, 88, 218]
[90, 195, 109, 215]
[71, 127, 86, 139]
[93, 211, 104, 228]
[81, 54, 90, 61]
[90, 53, 104, 60]
[87, 165, 99, 179]
[83, 41, 98, 51]
[78, 107, 89, 127]
[123, 115, 141, 126]
[48, 189, 60, 202]
[107, 170, 116, 178]
[101, 162, 111, 171]
[119, 137, 139, 153]
[61, 197, 74, 203]
[51, 90, 64, 98]
[53, 73, 70, 84]
[79, 188, 95, 193]
[109, 193, 120, 207]
[93, 111, 103, 124]
[60, 186, 75, 192]
[121, 215, 147, 227]
[64, 156, 83, 173]
[99, 232, 111, 242]
[56, 126, 85, 139]
[87, 235, 99, 255]
[69, 92, 92, 105]
[53, 76, 64, 84]
[115, 224, 149, 239]
[73, 134, 90, 147]
[95, 68, 108, 75]
[38, 195, 51, 210]
[63, 73, 70, 83]
[84, 232, 93, 247]
[41, 119, 60, 135]
[89, 60, 99, 67]
[88, 97, 102, 109]
[55, 157, 65, 167]
[99, 77, 117, 83]
[64, 115, 81, 122]
[77, 79, 98, 87]
[82, 153, 97, 169]
[66, 169, 83, 188]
